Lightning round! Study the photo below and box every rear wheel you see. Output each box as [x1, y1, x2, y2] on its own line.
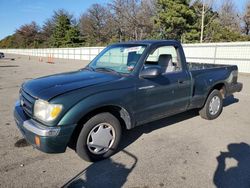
[76, 112, 122, 162]
[199, 89, 223, 120]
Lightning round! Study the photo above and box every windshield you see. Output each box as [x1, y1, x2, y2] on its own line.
[88, 45, 147, 74]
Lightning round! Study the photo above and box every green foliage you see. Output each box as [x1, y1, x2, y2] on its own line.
[0, 35, 18, 48]
[50, 12, 71, 47]
[205, 19, 250, 42]
[187, 0, 214, 43]
[154, 0, 196, 41]
[65, 26, 84, 47]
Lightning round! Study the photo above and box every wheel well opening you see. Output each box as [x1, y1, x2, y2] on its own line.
[212, 83, 226, 98]
[200, 83, 226, 109]
[68, 106, 128, 151]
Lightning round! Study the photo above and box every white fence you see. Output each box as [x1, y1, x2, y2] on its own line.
[183, 42, 250, 73]
[1, 42, 250, 73]
[1, 47, 105, 61]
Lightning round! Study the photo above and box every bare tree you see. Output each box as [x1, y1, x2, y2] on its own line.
[243, 1, 250, 35]
[109, 0, 139, 41]
[109, 0, 155, 41]
[80, 4, 116, 45]
[16, 21, 41, 48]
[219, 0, 240, 32]
[137, 0, 156, 39]
[191, 0, 215, 43]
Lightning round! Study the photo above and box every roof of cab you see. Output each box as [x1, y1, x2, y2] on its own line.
[111, 40, 181, 46]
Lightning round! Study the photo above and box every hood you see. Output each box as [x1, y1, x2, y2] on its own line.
[23, 69, 120, 101]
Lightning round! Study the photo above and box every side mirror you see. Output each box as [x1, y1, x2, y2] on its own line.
[140, 66, 161, 79]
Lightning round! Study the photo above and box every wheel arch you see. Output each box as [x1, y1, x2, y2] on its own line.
[202, 82, 226, 106]
[67, 104, 133, 150]
[209, 82, 227, 98]
[77, 105, 132, 130]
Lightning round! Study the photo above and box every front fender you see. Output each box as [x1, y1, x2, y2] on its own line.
[58, 88, 135, 129]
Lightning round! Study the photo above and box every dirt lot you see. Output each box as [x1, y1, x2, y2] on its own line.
[0, 54, 250, 188]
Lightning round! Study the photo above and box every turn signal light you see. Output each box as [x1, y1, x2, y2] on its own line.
[35, 136, 40, 146]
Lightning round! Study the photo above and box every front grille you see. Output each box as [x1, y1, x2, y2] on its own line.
[20, 89, 35, 117]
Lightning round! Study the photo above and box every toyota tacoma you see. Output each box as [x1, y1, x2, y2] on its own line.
[14, 40, 242, 162]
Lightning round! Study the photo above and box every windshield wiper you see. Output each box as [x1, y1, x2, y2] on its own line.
[95, 67, 120, 75]
[84, 66, 95, 71]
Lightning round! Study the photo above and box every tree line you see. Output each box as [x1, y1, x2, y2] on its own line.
[1, 0, 250, 48]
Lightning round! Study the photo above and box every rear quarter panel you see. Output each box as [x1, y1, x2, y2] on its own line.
[188, 65, 238, 109]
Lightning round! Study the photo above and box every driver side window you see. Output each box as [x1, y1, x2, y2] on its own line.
[145, 46, 182, 74]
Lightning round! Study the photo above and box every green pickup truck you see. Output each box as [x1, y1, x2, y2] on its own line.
[14, 40, 242, 162]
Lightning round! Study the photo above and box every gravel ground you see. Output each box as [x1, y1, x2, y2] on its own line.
[0, 54, 249, 188]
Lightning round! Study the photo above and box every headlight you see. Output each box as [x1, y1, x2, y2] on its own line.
[34, 99, 63, 122]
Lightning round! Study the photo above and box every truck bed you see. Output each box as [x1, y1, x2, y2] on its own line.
[187, 62, 232, 71]
[187, 62, 238, 86]
[186, 62, 240, 110]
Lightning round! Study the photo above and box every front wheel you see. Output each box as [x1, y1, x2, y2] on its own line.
[76, 112, 122, 162]
[199, 89, 223, 120]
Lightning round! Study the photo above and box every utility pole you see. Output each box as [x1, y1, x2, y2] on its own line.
[200, 1, 205, 43]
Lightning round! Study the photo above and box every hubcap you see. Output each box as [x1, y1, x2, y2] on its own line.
[209, 96, 221, 115]
[87, 123, 115, 155]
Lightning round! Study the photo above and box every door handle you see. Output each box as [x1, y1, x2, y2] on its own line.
[178, 80, 185, 84]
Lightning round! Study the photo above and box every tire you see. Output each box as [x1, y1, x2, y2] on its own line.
[199, 89, 223, 120]
[76, 112, 122, 162]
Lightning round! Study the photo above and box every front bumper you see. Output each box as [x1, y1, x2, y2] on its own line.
[14, 101, 75, 153]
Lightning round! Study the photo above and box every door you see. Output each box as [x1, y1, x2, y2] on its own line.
[135, 45, 192, 125]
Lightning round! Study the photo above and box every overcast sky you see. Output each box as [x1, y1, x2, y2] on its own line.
[0, 0, 248, 40]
